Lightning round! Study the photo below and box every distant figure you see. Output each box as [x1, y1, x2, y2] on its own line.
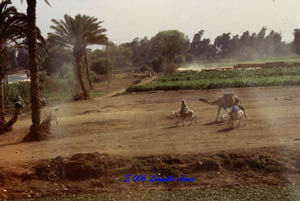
[180, 99, 188, 117]
[15, 96, 25, 111]
[229, 105, 240, 120]
[40, 97, 47, 107]
[148, 71, 152, 78]
[26, 70, 30, 78]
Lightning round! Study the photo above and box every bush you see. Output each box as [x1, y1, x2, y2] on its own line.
[59, 63, 73, 79]
[8, 82, 30, 102]
[165, 63, 177, 74]
[91, 58, 110, 75]
[89, 70, 97, 82]
[39, 71, 48, 80]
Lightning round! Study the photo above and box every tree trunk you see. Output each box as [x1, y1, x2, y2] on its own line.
[106, 43, 111, 86]
[76, 55, 89, 99]
[0, 48, 7, 121]
[165, 54, 175, 74]
[0, 75, 5, 123]
[23, 0, 49, 141]
[0, 48, 17, 134]
[0, 75, 16, 134]
[84, 48, 93, 89]
[4, 74, 8, 105]
[0, 51, 7, 133]
[27, 0, 41, 125]
[6, 110, 20, 128]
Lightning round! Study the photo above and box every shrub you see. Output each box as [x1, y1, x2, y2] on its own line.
[165, 63, 177, 74]
[8, 82, 30, 102]
[59, 63, 73, 79]
[89, 70, 97, 82]
[91, 58, 110, 75]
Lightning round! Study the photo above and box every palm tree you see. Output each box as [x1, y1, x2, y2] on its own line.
[0, 0, 33, 134]
[83, 47, 92, 89]
[19, 0, 50, 141]
[48, 14, 107, 99]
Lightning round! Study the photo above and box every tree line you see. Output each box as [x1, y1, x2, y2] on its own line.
[122, 27, 300, 73]
[11, 27, 300, 78]
[55, 27, 299, 76]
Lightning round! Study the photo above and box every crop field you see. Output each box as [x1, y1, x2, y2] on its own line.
[189, 56, 300, 68]
[128, 66, 300, 91]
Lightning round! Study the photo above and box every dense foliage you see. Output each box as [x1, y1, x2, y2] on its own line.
[119, 27, 300, 73]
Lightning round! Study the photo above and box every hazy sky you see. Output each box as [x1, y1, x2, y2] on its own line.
[13, 0, 300, 44]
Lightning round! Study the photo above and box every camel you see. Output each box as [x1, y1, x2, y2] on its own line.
[199, 94, 247, 121]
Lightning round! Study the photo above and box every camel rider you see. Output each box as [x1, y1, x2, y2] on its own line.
[180, 99, 188, 117]
[15, 96, 25, 111]
[229, 105, 239, 120]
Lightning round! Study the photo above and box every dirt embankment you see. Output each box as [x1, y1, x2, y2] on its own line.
[1, 147, 300, 200]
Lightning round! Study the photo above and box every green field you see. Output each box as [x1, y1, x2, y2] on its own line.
[127, 66, 300, 92]
[188, 56, 300, 68]
[13, 186, 300, 201]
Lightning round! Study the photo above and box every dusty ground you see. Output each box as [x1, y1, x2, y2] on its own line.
[1, 73, 300, 199]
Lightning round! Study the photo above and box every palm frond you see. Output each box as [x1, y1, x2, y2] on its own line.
[1, 0, 47, 60]
[48, 14, 108, 52]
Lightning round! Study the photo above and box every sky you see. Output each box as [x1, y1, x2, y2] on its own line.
[13, 0, 300, 45]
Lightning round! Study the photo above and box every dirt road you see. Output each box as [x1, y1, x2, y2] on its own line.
[1, 81, 300, 167]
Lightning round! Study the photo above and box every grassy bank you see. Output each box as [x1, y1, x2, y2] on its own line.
[13, 186, 300, 201]
[127, 66, 300, 92]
